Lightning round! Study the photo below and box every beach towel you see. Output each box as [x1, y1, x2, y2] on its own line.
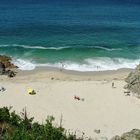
[28, 88, 36, 95]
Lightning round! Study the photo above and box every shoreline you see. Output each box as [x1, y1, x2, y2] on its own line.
[15, 67, 132, 81]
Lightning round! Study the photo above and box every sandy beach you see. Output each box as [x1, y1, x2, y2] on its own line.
[0, 68, 140, 139]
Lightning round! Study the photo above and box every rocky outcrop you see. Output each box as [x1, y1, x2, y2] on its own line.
[0, 55, 17, 69]
[125, 64, 140, 97]
[0, 55, 17, 77]
[111, 129, 140, 140]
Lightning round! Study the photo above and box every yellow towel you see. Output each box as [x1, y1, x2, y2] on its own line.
[28, 88, 33, 94]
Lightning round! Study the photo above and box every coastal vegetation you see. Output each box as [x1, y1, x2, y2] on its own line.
[0, 107, 83, 140]
[1, 107, 140, 140]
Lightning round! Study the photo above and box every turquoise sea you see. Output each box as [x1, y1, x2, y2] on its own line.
[0, 1, 140, 71]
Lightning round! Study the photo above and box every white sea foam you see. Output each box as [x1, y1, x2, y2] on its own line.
[12, 57, 140, 71]
[13, 59, 36, 70]
[0, 44, 122, 51]
[0, 44, 10, 47]
[0, 44, 71, 50]
[93, 46, 122, 51]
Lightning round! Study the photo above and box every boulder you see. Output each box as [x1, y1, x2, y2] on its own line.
[111, 135, 121, 140]
[125, 64, 140, 97]
[111, 129, 140, 140]
[0, 55, 17, 69]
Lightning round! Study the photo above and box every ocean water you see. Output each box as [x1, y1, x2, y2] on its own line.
[0, 1, 140, 71]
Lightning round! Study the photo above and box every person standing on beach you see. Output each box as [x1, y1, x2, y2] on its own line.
[60, 62, 65, 71]
[112, 82, 115, 88]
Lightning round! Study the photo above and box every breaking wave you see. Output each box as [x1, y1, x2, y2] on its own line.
[0, 44, 122, 51]
[13, 57, 140, 71]
[12, 59, 36, 70]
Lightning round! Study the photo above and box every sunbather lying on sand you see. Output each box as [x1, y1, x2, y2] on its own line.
[74, 95, 80, 100]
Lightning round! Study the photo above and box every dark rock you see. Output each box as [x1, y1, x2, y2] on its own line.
[0, 62, 5, 75]
[94, 129, 101, 134]
[0, 55, 17, 69]
[51, 77, 54, 80]
[0, 55, 18, 77]
[7, 70, 16, 78]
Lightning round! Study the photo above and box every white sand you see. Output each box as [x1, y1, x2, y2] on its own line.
[0, 68, 140, 139]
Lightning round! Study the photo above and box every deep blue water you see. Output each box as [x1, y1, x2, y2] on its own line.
[0, 2, 140, 71]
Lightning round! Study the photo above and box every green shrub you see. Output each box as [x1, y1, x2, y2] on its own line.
[0, 107, 83, 140]
[0, 107, 10, 123]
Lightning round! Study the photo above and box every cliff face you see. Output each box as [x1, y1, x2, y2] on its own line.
[112, 65, 140, 139]
[0, 55, 17, 69]
[125, 64, 140, 97]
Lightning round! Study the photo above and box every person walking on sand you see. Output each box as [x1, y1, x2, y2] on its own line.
[112, 82, 115, 88]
